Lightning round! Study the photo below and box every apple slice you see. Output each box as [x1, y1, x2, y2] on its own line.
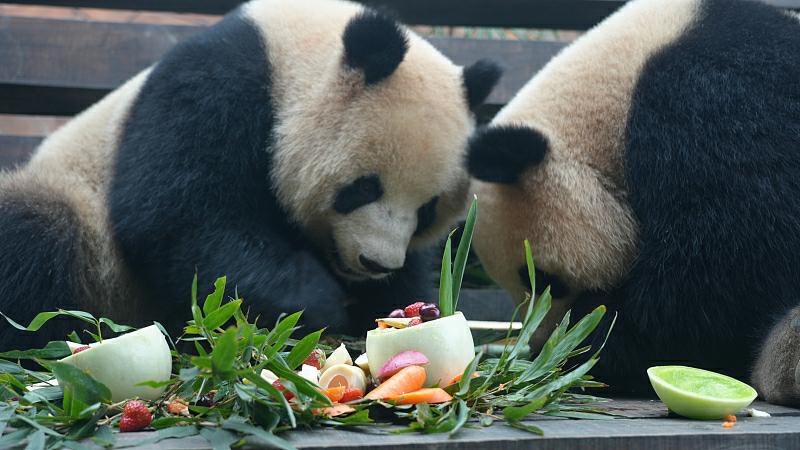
[58, 325, 171, 402]
[321, 344, 352, 373]
[366, 312, 474, 387]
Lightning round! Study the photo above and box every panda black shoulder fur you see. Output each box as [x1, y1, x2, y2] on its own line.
[466, 0, 800, 403]
[0, 0, 501, 349]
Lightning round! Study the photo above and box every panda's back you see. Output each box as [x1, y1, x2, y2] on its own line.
[620, 0, 800, 367]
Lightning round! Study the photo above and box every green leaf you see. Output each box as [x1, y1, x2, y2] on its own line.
[0, 429, 30, 448]
[456, 351, 483, 397]
[211, 328, 238, 378]
[50, 362, 112, 405]
[222, 418, 296, 450]
[240, 373, 297, 429]
[67, 331, 81, 344]
[268, 363, 330, 405]
[0, 402, 15, 435]
[438, 237, 454, 317]
[1, 310, 95, 332]
[203, 276, 227, 315]
[203, 300, 242, 331]
[200, 428, 240, 450]
[0, 341, 70, 360]
[263, 312, 303, 358]
[23, 430, 45, 450]
[90, 425, 115, 448]
[116, 426, 199, 448]
[150, 417, 199, 429]
[98, 318, 135, 333]
[61, 441, 94, 450]
[451, 196, 477, 312]
[503, 396, 549, 422]
[509, 421, 544, 435]
[524, 240, 536, 296]
[285, 330, 322, 370]
[450, 399, 471, 436]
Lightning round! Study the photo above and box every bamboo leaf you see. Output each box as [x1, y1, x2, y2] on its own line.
[222, 418, 296, 450]
[211, 328, 238, 378]
[203, 276, 227, 316]
[285, 330, 323, 370]
[98, 318, 135, 333]
[203, 301, 242, 331]
[50, 362, 111, 405]
[452, 197, 477, 312]
[0, 341, 70, 360]
[438, 237, 454, 317]
[115, 426, 199, 448]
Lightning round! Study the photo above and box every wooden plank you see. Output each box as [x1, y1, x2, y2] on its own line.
[0, 16, 565, 115]
[1, 0, 798, 28]
[100, 400, 800, 450]
[0, 135, 41, 168]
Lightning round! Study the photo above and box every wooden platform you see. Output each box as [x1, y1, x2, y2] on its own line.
[108, 400, 800, 450]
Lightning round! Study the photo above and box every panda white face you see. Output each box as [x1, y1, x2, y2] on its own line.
[250, 2, 500, 281]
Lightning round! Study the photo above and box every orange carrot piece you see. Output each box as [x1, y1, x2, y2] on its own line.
[722, 421, 735, 429]
[447, 371, 480, 386]
[725, 415, 737, 423]
[314, 403, 356, 417]
[388, 387, 453, 405]
[365, 365, 426, 400]
[378, 321, 389, 329]
[322, 386, 346, 402]
[340, 388, 364, 403]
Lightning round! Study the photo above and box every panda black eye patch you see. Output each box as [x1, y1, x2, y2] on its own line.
[414, 196, 439, 236]
[334, 174, 384, 214]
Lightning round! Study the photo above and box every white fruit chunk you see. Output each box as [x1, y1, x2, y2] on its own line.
[299, 364, 321, 385]
[321, 344, 352, 373]
[58, 325, 172, 402]
[260, 369, 278, 385]
[366, 312, 474, 387]
[354, 353, 370, 373]
[318, 364, 367, 392]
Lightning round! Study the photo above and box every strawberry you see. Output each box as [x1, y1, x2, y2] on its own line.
[272, 380, 295, 401]
[302, 349, 325, 369]
[408, 318, 423, 327]
[340, 388, 364, 403]
[119, 400, 152, 432]
[72, 345, 90, 354]
[404, 302, 426, 318]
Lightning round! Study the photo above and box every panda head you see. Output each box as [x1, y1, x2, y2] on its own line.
[269, 8, 502, 282]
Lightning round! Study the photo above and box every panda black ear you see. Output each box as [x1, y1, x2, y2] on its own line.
[343, 11, 409, 85]
[463, 60, 503, 111]
[466, 125, 548, 184]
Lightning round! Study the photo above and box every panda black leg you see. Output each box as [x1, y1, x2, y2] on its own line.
[0, 190, 84, 351]
[752, 306, 800, 406]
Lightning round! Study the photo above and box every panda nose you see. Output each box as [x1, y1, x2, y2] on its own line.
[359, 255, 398, 274]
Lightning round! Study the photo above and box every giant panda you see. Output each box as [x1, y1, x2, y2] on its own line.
[0, 0, 501, 350]
[465, 0, 800, 403]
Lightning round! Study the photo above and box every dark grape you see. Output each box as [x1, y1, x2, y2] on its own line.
[420, 303, 440, 322]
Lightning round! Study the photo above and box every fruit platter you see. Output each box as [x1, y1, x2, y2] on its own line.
[0, 200, 614, 449]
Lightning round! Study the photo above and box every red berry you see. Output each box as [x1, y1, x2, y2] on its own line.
[119, 400, 152, 432]
[408, 318, 423, 327]
[302, 349, 324, 369]
[404, 302, 426, 317]
[340, 388, 364, 403]
[272, 379, 295, 401]
[72, 345, 90, 354]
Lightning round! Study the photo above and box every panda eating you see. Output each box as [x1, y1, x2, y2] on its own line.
[0, 0, 501, 349]
[466, 0, 800, 404]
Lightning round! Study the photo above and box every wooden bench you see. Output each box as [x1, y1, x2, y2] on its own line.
[2, 1, 800, 448]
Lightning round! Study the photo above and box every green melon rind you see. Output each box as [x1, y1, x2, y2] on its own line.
[647, 366, 758, 420]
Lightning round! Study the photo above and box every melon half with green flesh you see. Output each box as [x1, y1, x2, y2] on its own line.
[647, 366, 758, 420]
[58, 325, 172, 402]
[366, 312, 474, 387]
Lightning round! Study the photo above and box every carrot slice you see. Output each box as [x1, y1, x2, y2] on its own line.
[322, 386, 346, 402]
[314, 403, 356, 417]
[447, 372, 480, 386]
[388, 388, 453, 405]
[340, 388, 364, 403]
[365, 365, 426, 400]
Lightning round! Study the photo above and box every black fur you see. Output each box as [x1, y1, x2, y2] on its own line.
[343, 11, 408, 85]
[466, 125, 549, 184]
[576, 0, 800, 391]
[414, 196, 439, 236]
[463, 59, 503, 111]
[333, 174, 384, 214]
[109, 12, 429, 336]
[0, 190, 84, 350]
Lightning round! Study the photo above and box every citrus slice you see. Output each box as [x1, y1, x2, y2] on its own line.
[647, 366, 758, 420]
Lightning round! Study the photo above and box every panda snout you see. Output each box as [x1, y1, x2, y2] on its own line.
[359, 254, 400, 274]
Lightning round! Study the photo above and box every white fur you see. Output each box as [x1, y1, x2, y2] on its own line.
[471, 0, 701, 344]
